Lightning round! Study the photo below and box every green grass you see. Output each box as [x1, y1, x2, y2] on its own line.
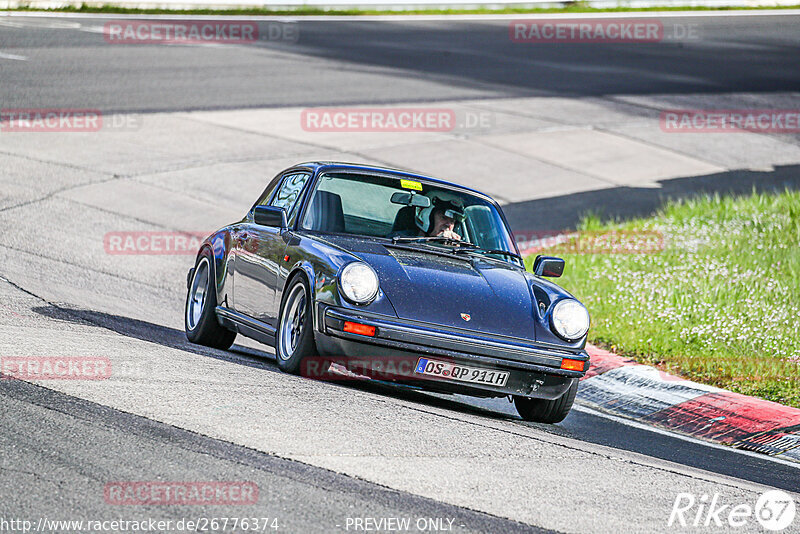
[526, 190, 800, 408]
[7, 3, 800, 16]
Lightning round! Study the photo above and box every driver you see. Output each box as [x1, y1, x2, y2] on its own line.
[388, 191, 467, 240]
[418, 197, 465, 241]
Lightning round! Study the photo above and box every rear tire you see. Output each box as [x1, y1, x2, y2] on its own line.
[276, 274, 318, 375]
[185, 249, 236, 350]
[514, 379, 578, 424]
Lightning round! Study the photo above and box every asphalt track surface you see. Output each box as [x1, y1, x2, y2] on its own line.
[0, 13, 799, 111]
[0, 377, 540, 534]
[1, 11, 800, 533]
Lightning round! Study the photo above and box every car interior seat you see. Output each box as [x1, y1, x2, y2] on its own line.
[307, 191, 346, 233]
[390, 206, 417, 235]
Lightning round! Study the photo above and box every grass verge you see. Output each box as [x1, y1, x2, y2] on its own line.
[525, 190, 800, 408]
[5, 3, 800, 16]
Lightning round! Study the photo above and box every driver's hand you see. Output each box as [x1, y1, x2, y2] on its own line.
[438, 229, 461, 241]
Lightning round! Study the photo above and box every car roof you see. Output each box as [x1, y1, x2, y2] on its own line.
[291, 161, 491, 200]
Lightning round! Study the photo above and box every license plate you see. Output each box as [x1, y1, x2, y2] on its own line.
[414, 358, 509, 387]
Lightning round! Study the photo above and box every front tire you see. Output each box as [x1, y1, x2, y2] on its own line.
[514, 378, 578, 424]
[185, 249, 236, 350]
[276, 274, 318, 375]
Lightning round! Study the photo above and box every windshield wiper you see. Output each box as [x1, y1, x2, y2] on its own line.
[452, 248, 524, 262]
[389, 237, 521, 260]
[391, 236, 478, 248]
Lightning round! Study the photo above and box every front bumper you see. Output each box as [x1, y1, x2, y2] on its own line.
[313, 304, 588, 399]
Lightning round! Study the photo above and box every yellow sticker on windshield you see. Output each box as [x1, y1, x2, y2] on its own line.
[400, 179, 423, 191]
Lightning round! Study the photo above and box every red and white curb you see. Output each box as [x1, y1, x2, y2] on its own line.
[579, 345, 800, 463]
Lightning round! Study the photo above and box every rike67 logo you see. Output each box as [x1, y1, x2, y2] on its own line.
[669, 490, 796, 530]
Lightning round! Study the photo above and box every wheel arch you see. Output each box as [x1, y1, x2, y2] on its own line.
[283, 262, 319, 331]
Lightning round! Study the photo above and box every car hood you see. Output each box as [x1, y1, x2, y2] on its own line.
[317, 235, 537, 340]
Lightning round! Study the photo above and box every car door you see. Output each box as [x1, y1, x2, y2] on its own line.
[233, 172, 312, 326]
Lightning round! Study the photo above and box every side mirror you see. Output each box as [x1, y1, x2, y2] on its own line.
[532, 255, 565, 278]
[253, 205, 288, 229]
[391, 192, 431, 208]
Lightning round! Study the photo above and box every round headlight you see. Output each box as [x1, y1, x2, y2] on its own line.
[551, 299, 590, 340]
[339, 262, 379, 304]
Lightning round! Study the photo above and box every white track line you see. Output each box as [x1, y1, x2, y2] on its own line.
[0, 20, 80, 28]
[0, 51, 26, 60]
[1, 9, 800, 21]
[573, 403, 800, 471]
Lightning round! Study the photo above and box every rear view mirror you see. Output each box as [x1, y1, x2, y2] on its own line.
[391, 192, 431, 208]
[532, 255, 565, 277]
[253, 205, 288, 229]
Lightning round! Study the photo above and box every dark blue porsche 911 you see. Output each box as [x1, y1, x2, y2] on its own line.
[185, 162, 590, 423]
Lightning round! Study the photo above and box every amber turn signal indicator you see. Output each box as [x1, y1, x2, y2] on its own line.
[560, 358, 585, 371]
[343, 321, 376, 337]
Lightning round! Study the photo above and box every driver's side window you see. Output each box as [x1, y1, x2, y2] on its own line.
[270, 173, 311, 226]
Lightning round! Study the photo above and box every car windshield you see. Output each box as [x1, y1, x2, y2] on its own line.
[301, 172, 520, 264]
